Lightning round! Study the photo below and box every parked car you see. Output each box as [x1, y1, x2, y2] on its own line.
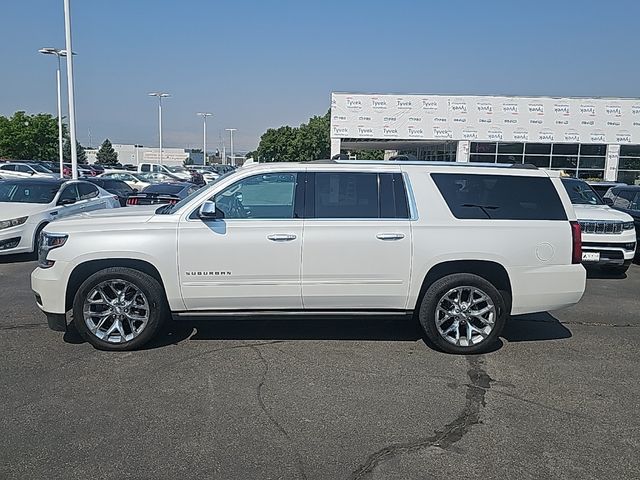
[191, 166, 220, 183]
[98, 171, 154, 191]
[85, 178, 135, 207]
[88, 164, 105, 175]
[137, 171, 185, 184]
[587, 181, 626, 199]
[126, 182, 200, 206]
[122, 164, 138, 171]
[62, 163, 94, 178]
[604, 185, 640, 254]
[36, 161, 62, 175]
[0, 178, 119, 255]
[561, 178, 636, 273]
[0, 162, 57, 179]
[33, 161, 586, 353]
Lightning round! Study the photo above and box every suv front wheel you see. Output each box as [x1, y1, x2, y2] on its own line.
[419, 273, 507, 354]
[72, 267, 168, 351]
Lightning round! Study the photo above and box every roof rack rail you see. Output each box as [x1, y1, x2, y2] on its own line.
[303, 159, 540, 170]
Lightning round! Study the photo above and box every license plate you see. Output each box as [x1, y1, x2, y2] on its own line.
[582, 252, 600, 262]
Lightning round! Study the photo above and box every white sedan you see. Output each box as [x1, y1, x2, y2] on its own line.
[0, 178, 120, 256]
[98, 171, 153, 191]
[0, 162, 58, 179]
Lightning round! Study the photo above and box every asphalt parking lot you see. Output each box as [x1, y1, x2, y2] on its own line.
[1, 257, 639, 480]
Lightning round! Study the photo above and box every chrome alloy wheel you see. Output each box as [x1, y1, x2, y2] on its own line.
[435, 286, 496, 347]
[83, 279, 150, 343]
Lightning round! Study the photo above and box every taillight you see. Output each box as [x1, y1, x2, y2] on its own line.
[127, 197, 138, 206]
[570, 221, 582, 264]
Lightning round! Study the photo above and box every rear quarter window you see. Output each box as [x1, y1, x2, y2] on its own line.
[431, 173, 567, 220]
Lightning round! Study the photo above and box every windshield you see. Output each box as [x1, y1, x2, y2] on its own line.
[155, 171, 234, 214]
[0, 181, 61, 204]
[561, 178, 603, 205]
[29, 164, 53, 173]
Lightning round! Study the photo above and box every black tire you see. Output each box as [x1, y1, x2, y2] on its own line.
[72, 267, 168, 351]
[418, 273, 507, 355]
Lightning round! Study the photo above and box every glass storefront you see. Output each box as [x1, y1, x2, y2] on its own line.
[470, 142, 606, 180]
[618, 145, 640, 185]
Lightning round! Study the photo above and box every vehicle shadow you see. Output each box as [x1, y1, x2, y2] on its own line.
[585, 268, 628, 280]
[503, 312, 572, 342]
[0, 253, 37, 264]
[63, 312, 572, 351]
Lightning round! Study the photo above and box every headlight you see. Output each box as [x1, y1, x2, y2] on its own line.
[0, 216, 28, 230]
[38, 232, 68, 269]
[623, 222, 635, 230]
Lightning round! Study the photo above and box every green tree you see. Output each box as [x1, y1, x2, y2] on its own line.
[0, 111, 64, 161]
[351, 149, 384, 160]
[255, 110, 331, 162]
[63, 139, 87, 163]
[95, 138, 118, 165]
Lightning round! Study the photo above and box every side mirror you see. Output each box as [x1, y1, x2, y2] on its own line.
[603, 197, 614, 206]
[30, 171, 36, 176]
[198, 200, 219, 219]
[59, 198, 76, 206]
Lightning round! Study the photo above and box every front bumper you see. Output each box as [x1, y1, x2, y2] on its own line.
[581, 230, 636, 266]
[0, 225, 31, 255]
[31, 260, 70, 315]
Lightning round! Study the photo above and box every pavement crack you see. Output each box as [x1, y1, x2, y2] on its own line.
[251, 345, 307, 480]
[0, 322, 47, 331]
[560, 321, 638, 328]
[349, 355, 491, 480]
[154, 340, 286, 371]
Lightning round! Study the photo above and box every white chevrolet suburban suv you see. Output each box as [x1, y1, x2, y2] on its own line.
[32, 161, 586, 354]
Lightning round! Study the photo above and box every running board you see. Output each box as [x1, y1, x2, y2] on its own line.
[172, 309, 413, 320]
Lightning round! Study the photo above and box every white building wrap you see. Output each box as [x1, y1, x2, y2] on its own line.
[331, 93, 640, 144]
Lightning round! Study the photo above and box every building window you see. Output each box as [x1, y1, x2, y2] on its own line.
[618, 144, 640, 185]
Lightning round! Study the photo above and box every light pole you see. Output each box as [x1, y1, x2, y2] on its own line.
[226, 128, 237, 166]
[38, 47, 68, 178]
[63, 0, 79, 179]
[148, 92, 170, 164]
[197, 113, 213, 166]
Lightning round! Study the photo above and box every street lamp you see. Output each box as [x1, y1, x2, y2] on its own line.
[63, 0, 79, 179]
[226, 128, 237, 166]
[38, 47, 69, 178]
[197, 113, 213, 166]
[148, 92, 170, 164]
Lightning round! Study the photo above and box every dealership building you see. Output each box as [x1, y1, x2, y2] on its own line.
[330, 93, 640, 184]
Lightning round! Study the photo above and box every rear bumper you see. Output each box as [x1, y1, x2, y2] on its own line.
[510, 264, 586, 316]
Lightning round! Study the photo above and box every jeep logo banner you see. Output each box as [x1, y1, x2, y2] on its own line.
[330, 93, 640, 143]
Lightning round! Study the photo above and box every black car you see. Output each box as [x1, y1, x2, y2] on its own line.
[85, 178, 134, 206]
[605, 185, 640, 246]
[126, 182, 200, 206]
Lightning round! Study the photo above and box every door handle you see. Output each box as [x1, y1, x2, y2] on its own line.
[376, 233, 405, 241]
[267, 233, 297, 242]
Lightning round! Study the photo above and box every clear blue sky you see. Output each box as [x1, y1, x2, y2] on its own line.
[1, 0, 639, 152]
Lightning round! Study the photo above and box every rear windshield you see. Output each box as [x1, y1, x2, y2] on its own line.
[143, 184, 185, 195]
[0, 181, 61, 204]
[561, 178, 603, 205]
[431, 173, 567, 220]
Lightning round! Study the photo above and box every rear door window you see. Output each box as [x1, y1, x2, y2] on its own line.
[78, 183, 100, 200]
[314, 172, 379, 218]
[431, 173, 567, 220]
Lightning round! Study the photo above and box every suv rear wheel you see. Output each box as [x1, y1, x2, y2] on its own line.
[72, 267, 168, 351]
[419, 273, 507, 354]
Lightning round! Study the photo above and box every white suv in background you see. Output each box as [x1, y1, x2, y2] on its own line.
[32, 161, 586, 354]
[561, 178, 636, 274]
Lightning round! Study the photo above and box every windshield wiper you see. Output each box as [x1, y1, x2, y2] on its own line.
[461, 203, 499, 219]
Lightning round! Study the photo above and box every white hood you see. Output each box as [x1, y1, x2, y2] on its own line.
[572, 204, 634, 222]
[0, 202, 50, 221]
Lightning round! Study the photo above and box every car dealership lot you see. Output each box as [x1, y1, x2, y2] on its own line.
[1, 257, 639, 480]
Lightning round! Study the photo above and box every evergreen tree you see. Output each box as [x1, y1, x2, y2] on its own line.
[63, 139, 87, 163]
[96, 139, 118, 165]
